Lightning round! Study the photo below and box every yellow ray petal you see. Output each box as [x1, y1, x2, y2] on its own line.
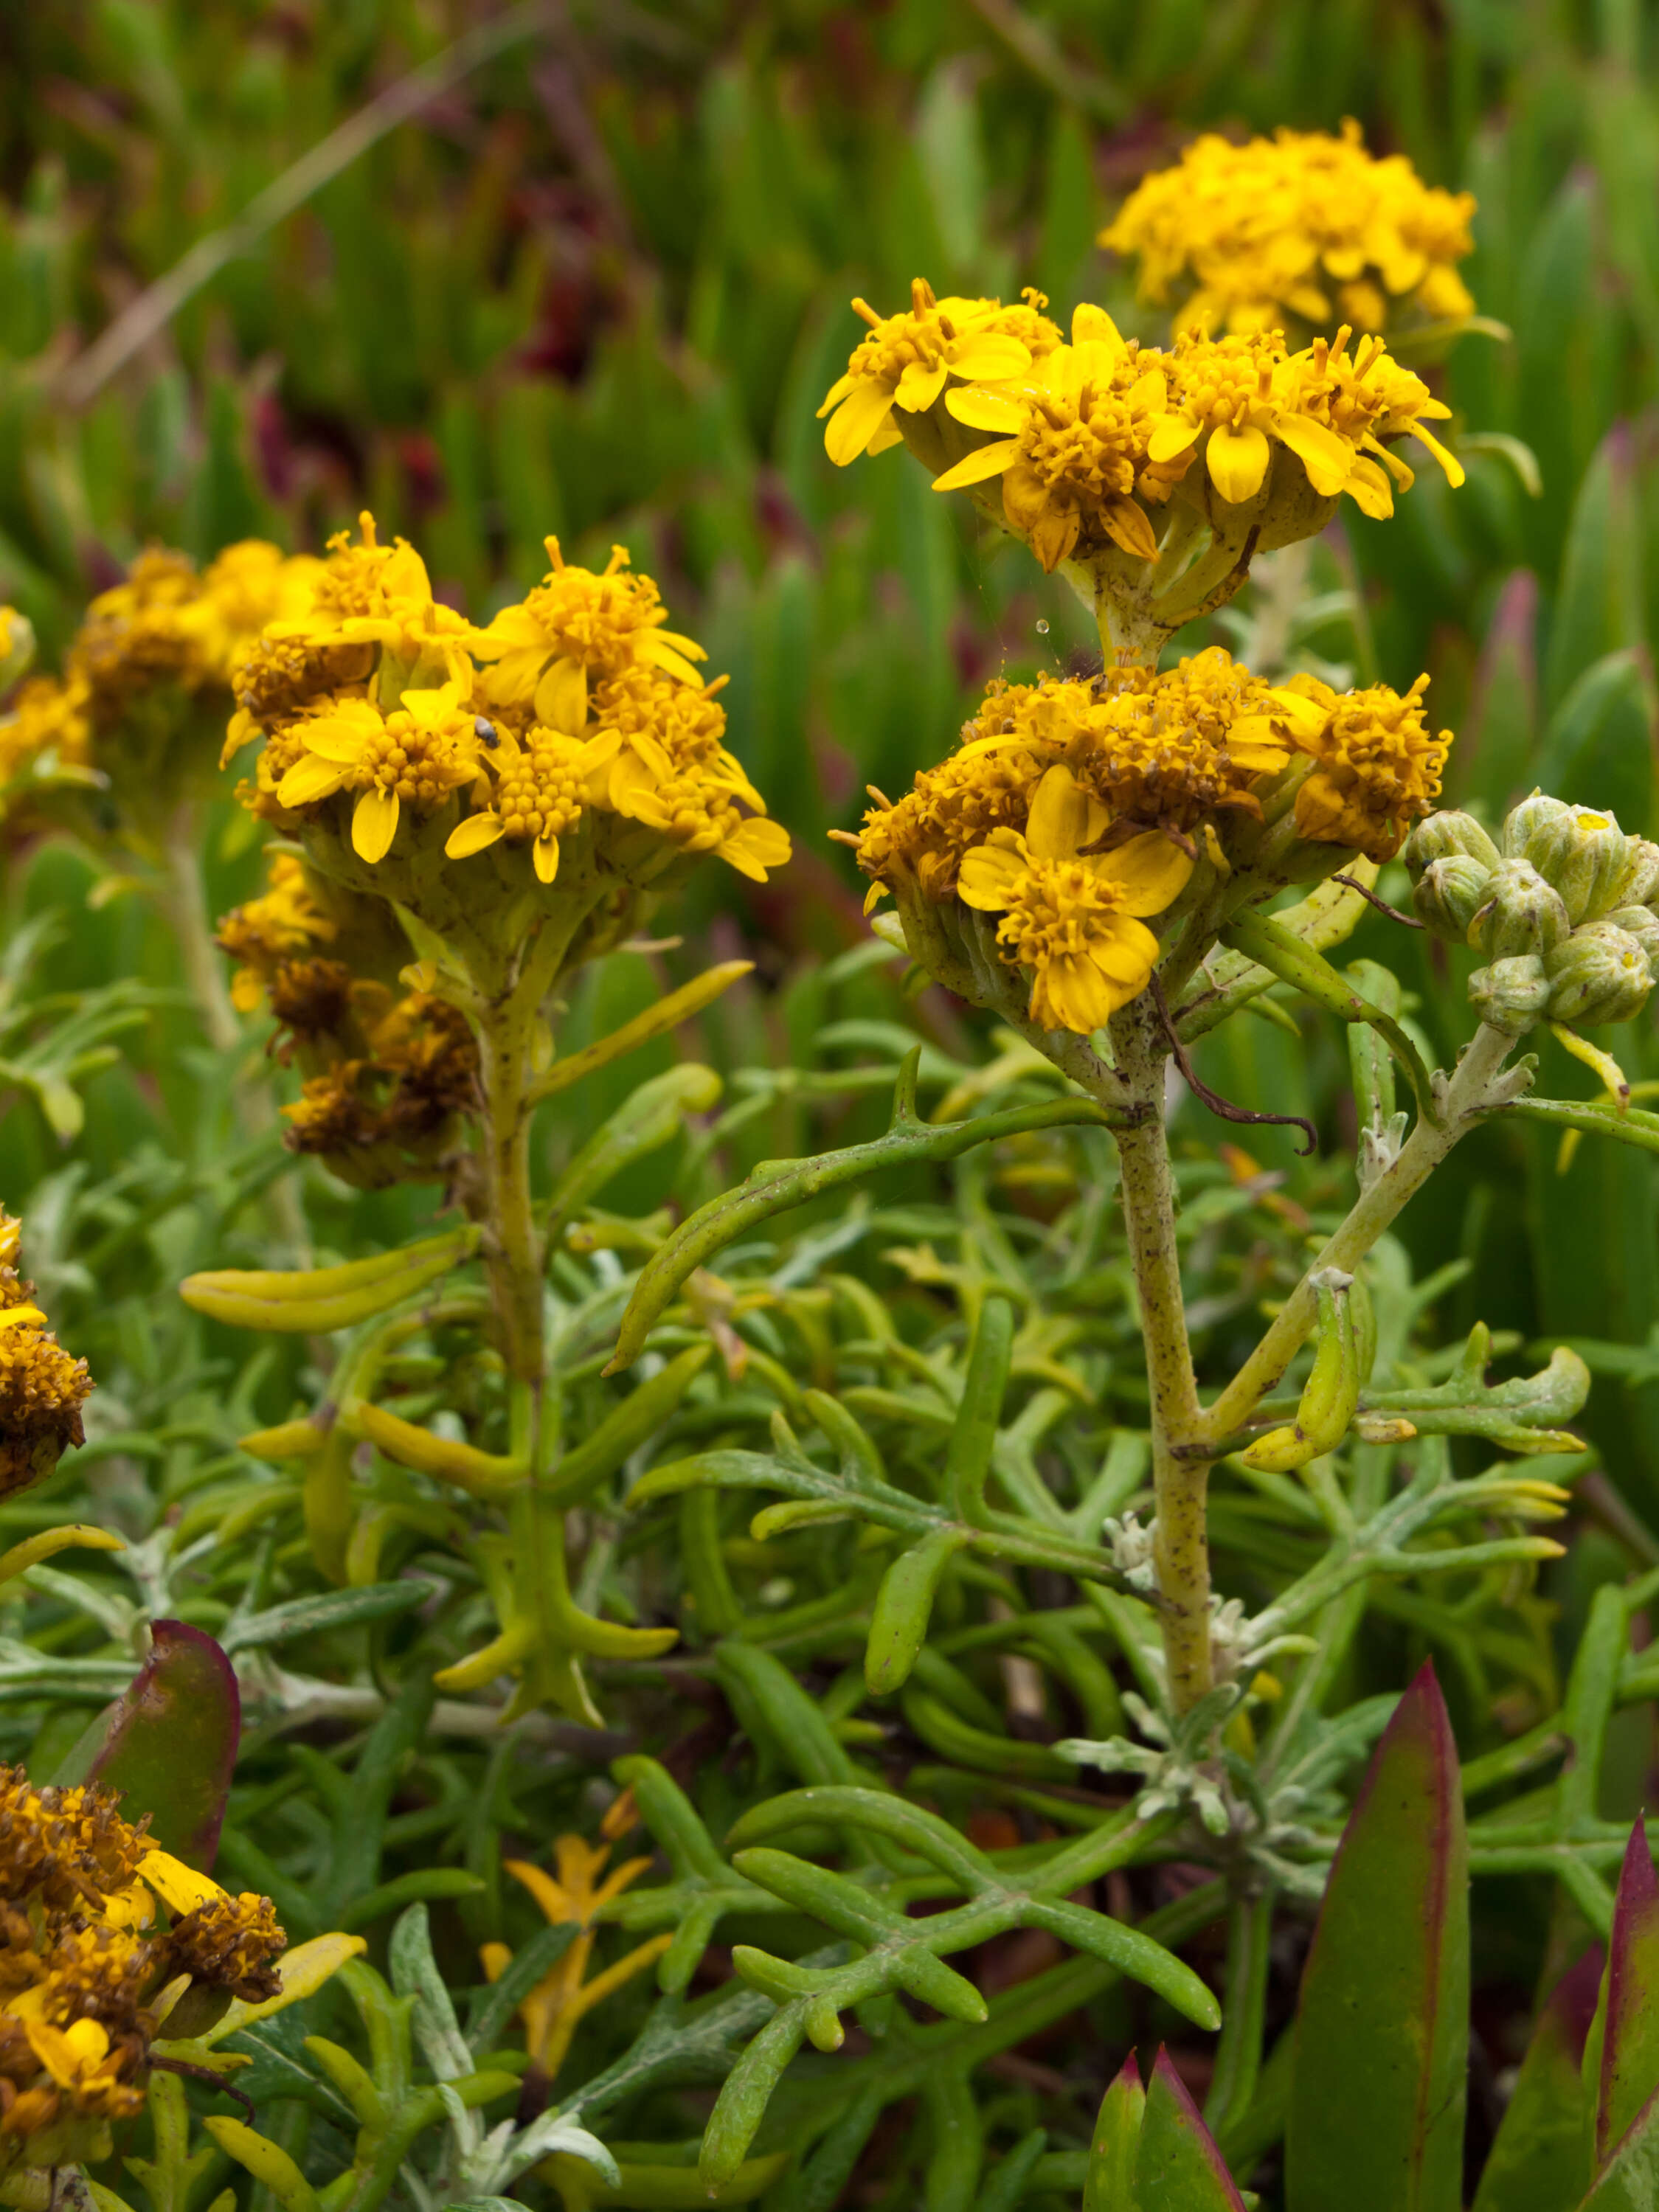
[352, 786, 400, 863]
[533, 834, 560, 884]
[1275, 412, 1358, 498]
[932, 438, 1022, 492]
[446, 812, 505, 859]
[949, 333, 1031, 381]
[825, 379, 896, 466]
[1205, 423, 1272, 506]
[277, 755, 350, 808]
[1026, 764, 1104, 861]
[139, 1849, 225, 1915]
[536, 655, 589, 736]
[896, 358, 949, 413]
[957, 835, 1029, 910]
[1147, 414, 1201, 464]
[946, 386, 1026, 434]
[1096, 829, 1195, 918]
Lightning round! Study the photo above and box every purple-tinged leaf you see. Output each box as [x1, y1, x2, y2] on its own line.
[1473, 1946, 1601, 2211]
[1285, 1660, 1469, 2212]
[1134, 2048, 1247, 2210]
[1084, 2052, 1144, 2212]
[1573, 2083, 1659, 2211]
[59, 1620, 239, 1868]
[1584, 1820, 1659, 2175]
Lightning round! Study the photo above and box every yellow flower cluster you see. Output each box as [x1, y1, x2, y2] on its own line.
[1101, 120, 1477, 337]
[0, 1766, 285, 2171]
[72, 541, 317, 732]
[822, 290, 1462, 583]
[229, 519, 790, 890]
[0, 1212, 91, 1497]
[845, 650, 1450, 1031]
[217, 853, 477, 1190]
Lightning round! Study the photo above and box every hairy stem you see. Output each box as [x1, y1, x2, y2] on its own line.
[1200, 1022, 1516, 1446]
[1109, 999, 1213, 1713]
[157, 804, 239, 1055]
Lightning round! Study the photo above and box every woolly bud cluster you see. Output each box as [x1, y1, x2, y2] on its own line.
[1403, 797, 1659, 1034]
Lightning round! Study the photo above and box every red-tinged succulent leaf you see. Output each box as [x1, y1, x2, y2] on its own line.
[1473, 1946, 1602, 2211]
[1084, 2051, 1145, 2212]
[1133, 2049, 1247, 2210]
[62, 1620, 240, 1868]
[1284, 1660, 1469, 2212]
[1573, 2084, 1659, 2211]
[1584, 1821, 1659, 2176]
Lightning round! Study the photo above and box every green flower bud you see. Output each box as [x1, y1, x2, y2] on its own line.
[1607, 904, 1659, 973]
[1399, 810, 1500, 878]
[1412, 853, 1492, 940]
[1465, 858, 1570, 961]
[1611, 837, 1659, 911]
[1467, 954, 1551, 1036]
[1505, 793, 1632, 922]
[1543, 920, 1655, 1027]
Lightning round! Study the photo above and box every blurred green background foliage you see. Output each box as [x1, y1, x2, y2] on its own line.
[6, 0, 1659, 1514]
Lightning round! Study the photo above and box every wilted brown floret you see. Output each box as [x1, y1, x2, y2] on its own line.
[154, 1892, 285, 2005]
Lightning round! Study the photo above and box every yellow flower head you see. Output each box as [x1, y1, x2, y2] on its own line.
[69, 548, 213, 722]
[190, 541, 325, 682]
[0, 1232, 91, 1497]
[479, 1832, 670, 2090]
[957, 766, 1194, 1033]
[0, 673, 92, 792]
[1272, 327, 1465, 516]
[275, 680, 487, 862]
[851, 736, 1047, 908]
[280, 991, 477, 1187]
[1284, 671, 1450, 859]
[991, 651, 1302, 830]
[446, 721, 614, 884]
[474, 538, 707, 735]
[1102, 121, 1476, 338]
[936, 305, 1177, 569]
[818, 277, 1061, 465]
[216, 853, 340, 1012]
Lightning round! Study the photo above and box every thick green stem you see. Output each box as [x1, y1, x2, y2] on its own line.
[1200, 1022, 1517, 1446]
[1109, 999, 1213, 1713]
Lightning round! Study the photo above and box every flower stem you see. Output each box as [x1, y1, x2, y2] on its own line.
[1200, 1022, 1517, 1446]
[1109, 998, 1213, 1713]
[156, 803, 239, 1056]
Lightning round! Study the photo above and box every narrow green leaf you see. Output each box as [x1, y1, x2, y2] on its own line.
[1285, 1660, 1469, 2212]
[221, 1579, 433, 1654]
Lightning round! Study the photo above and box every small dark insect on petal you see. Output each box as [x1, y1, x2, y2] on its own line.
[475, 717, 499, 748]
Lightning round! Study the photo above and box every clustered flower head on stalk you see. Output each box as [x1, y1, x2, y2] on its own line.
[843, 649, 1450, 1036]
[822, 289, 1463, 657]
[0, 1211, 91, 1497]
[0, 1765, 300, 2178]
[217, 848, 477, 1189]
[1101, 118, 1477, 339]
[228, 519, 789, 930]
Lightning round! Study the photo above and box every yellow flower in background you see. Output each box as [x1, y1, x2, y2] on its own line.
[0, 672, 92, 791]
[936, 305, 1175, 567]
[474, 538, 706, 732]
[1102, 120, 1476, 338]
[216, 853, 339, 1011]
[0, 1213, 91, 1497]
[481, 1823, 671, 2091]
[957, 764, 1193, 1032]
[817, 277, 1061, 465]
[276, 681, 486, 862]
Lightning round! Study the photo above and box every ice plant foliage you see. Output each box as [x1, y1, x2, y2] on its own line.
[1101, 118, 1478, 337]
